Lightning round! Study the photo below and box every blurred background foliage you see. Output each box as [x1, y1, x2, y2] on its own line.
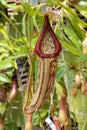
[0, 0, 87, 129]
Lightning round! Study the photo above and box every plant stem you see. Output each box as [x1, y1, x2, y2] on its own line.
[27, 0, 31, 54]
[27, 13, 31, 53]
[38, 111, 45, 130]
[61, 50, 72, 108]
[23, 2, 34, 111]
[27, 0, 34, 96]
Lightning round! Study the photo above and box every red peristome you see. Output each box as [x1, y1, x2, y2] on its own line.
[34, 15, 62, 58]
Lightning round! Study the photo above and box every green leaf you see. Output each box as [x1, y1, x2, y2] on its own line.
[22, 3, 42, 16]
[31, 34, 39, 49]
[0, 40, 13, 53]
[61, 22, 82, 49]
[0, 40, 8, 47]
[40, 111, 47, 118]
[0, 62, 14, 70]
[47, 0, 57, 5]
[76, 3, 87, 18]
[64, 9, 87, 28]
[0, 53, 9, 61]
[22, 13, 27, 36]
[70, 21, 85, 42]
[0, 46, 9, 53]
[0, 0, 7, 5]
[0, 102, 7, 115]
[6, 3, 22, 13]
[33, 15, 40, 31]
[15, 45, 28, 56]
[30, 17, 34, 41]
[56, 68, 68, 80]
[70, 111, 77, 121]
[56, 1, 87, 29]
[5, 123, 18, 130]
[0, 73, 11, 84]
[0, 57, 15, 70]
[0, 28, 14, 53]
[7, 68, 14, 78]
[62, 41, 82, 56]
[56, 31, 83, 56]
[63, 11, 85, 41]
[0, 47, 28, 70]
[10, 123, 18, 130]
[77, 53, 87, 62]
[56, 0, 77, 16]
[67, 70, 75, 89]
[14, 37, 28, 48]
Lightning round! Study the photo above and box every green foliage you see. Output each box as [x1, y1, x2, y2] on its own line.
[33, 102, 49, 126]
[5, 122, 18, 130]
[56, 67, 68, 80]
[0, 102, 7, 116]
[76, 2, 87, 18]
[77, 53, 87, 62]
[0, 0, 87, 129]
[0, 0, 7, 6]
[0, 73, 11, 84]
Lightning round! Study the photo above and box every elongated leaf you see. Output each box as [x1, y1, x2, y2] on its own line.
[76, 4, 87, 18]
[36, 3, 47, 10]
[40, 110, 47, 118]
[0, 56, 15, 70]
[69, 21, 85, 42]
[56, 31, 83, 56]
[61, 22, 82, 49]
[77, 53, 87, 62]
[0, 10, 25, 46]
[22, 13, 27, 36]
[0, 40, 8, 47]
[0, 55, 4, 61]
[64, 10, 85, 41]
[6, 68, 14, 78]
[0, 47, 9, 53]
[0, 52, 28, 71]
[0, 53, 9, 61]
[62, 41, 82, 56]
[6, 3, 18, 9]
[64, 9, 87, 28]
[0, 0, 7, 5]
[0, 62, 14, 70]
[47, 0, 57, 5]
[33, 15, 39, 31]
[30, 17, 34, 41]
[56, 68, 68, 80]
[0, 28, 14, 52]
[0, 73, 11, 84]
[14, 45, 28, 56]
[13, 37, 28, 48]
[0, 40, 13, 52]
[56, 1, 87, 28]
[6, 3, 22, 13]
[5, 123, 18, 130]
[56, 0, 77, 16]
[31, 35, 39, 49]
[67, 70, 75, 89]
[22, 3, 42, 16]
